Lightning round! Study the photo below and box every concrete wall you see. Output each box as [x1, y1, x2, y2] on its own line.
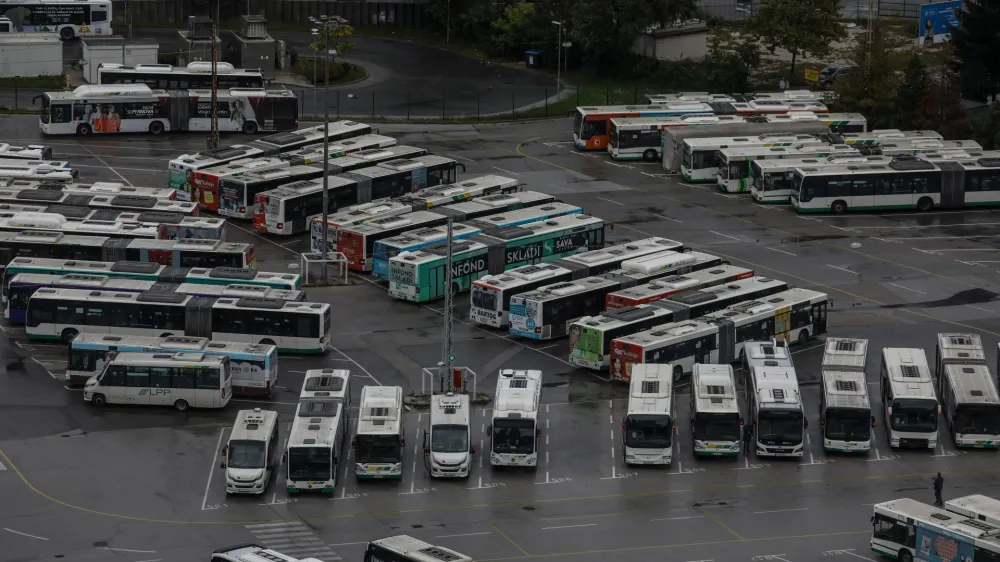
[82, 42, 159, 83]
[633, 25, 709, 62]
[0, 36, 62, 77]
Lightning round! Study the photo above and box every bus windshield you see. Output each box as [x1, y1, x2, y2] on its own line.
[757, 410, 803, 444]
[691, 149, 718, 171]
[227, 440, 266, 469]
[791, 174, 804, 197]
[954, 405, 1000, 435]
[824, 408, 871, 442]
[355, 434, 402, 463]
[890, 399, 938, 433]
[287, 447, 331, 480]
[624, 414, 672, 448]
[750, 162, 764, 189]
[492, 418, 535, 455]
[431, 424, 469, 453]
[693, 412, 741, 442]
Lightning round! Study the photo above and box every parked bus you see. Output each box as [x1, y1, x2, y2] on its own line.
[0, 159, 71, 171]
[680, 133, 829, 183]
[0, 211, 161, 238]
[822, 337, 869, 373]
[0, 162, 77, 182]
[5, 273, 301, 323]
[83, 351, 231, 411]
[309, 199, 413, 255]
[26, 289, 330, 352]
[167, 120, 371, 199]
[833, 129, 943, 145]
[661, 116, 832, 173]
[0, 188, 199, 216]
[743, 339, 794, 372]
[39, 85, 298, 137]
[364, 536, 472, 562]
[609, 287, 828, 382]
[0, 180, 176, 200]
[338, 211, 450, 272]
[280, 134, 398, 166]
[622, 364, 674, 466]
[749, 154, 889, 204]
[286, 396, 345, 493]
[645, 92, 741, 104]
[940, 362, 1000, 448]
[0, 144, 52, 161]
[470, 237, 686, 327]
[871, 498, 1000, 562]
[66, 333, 277, 395]
[216, 165, 323, 220]
[488, 369, 542, 468]
[300, 368, 351, 407]
[747, 364, 805, 457]
[690, 363, 742, 457]
[256, 155, 459, 235]
[189, 156, 291, 213]
[0, 0, 112, 40]
[935, 333, 988, 398]
[97, 62, 265, 90]
[222, 408, 280, 495]
[353, 385, 405, 479]
[820, 369, 873, 453]
[568, 274, 786, 370]
[790, 155, 1000, 213]
[388, 214, 605, 302]
[396, 174, 518, 211]
[0, 232, 254, 269]
[717, 143, 863, 193]
[573, 102, 715, 150]
[880, 347, 938, 449]
[432, 190, 557, 222]
[606, 264, 753, 309]
[713, 100, 829, 117]
[945, 494, 1000, 526]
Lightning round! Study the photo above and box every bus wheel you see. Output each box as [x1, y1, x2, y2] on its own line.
[643, 149, 657, 162]
[831, 200, 847, 214]
[174, 399, 190, 411]
[76, 124, 92, 136]
[917, 197, 933, 212]
[797, 329, 809, 346]
[243, 121, 259, 134]
[672, 365, 683, 383]
[898, 550, 913, 562]
[149, 121, 165, 135]
[60, 328, 79, 344]
[91, 394, 106, 407]
[59, 27, 74, 40]
[260, 338, 276, 347]
[159, 333, 173, 338]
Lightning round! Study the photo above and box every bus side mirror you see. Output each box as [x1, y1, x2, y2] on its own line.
[471, 446, 477, 454]
[400, 439, 405, 448]
[282, 452, 287, 464]
[351, 438, 357, 449]
[871, 416, 876, 428]
[220, 461, 226, 469]
[804, 419, 809, 430]
[536, 430, 542, 439]
[486, 426, 492, 437]
[739, 417, 744, 426]
[221, 445, 227, 456]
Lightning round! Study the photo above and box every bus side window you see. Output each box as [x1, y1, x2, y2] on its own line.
[91, 9, 108, 22]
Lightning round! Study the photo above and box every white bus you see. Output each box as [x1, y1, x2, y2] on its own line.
[717, 143, 863, 193]
[364, 536, 472, 562]
[353, 385, 405, 479]
[396, 174, 518, 211]
[605, 264, 753, 309]
[97, 62, 265, 91]
[821, 370, 873, 453]
[488, 369, 542, 468]
[940, 363, 1000, 449]
[822, 337, 868, 373]
[286, 397, 345, 494]
[301, 368, 351, 408]
[223, 408, 280, 495]
[743, 339, 793, 372]
[0, 180, 176, 200]
[747, 365, 805, 457]
[749, 154, 889, 204]
[0, 162, 78, 182]
[835, 129, 943, 145]
[879, 347, 938, 449]
[0, 144, 52, 161]
[935, 333, 987, 398]
[608, 114, 734, 161]
[309, 200, 412, 255]
[871, 498, 1000, 562]
[680, 133, 828, 183]
[0, 189, 199, 216]
[690, 363, 742, 457]
[945, 494, 1000, 526]
[622, 364, 674, 466]
[469, 263, 574, 328]
[790, 154, 1000, 214]
[26, 289, 331, 354]
[83, 351, 231, 411]
[426, 392, 473, 478]
[0, 0, 112, 40]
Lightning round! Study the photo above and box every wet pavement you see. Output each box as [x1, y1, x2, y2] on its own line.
[2, 117, 1000, 561]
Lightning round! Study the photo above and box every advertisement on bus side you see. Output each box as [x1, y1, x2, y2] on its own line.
[609, 339, 643, 382]
[336, 230, 366, 270]
[568, 324, 605, 370]
[219, 180, 246, 217]
[508, 297, 541, 339]
[157, 224, 221, 241]
[505, 233, 587, 266]
[193, 171, 221, 212]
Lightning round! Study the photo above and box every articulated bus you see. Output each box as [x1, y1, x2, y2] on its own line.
[606, 264, 753, 309]
[5, 273, 302, 323]
[66, 333, 277, 395]
[623, 364, 674, 466]
[167, 120, 371, 200]
[353, 385, 405, 479]
[0, 188, 199, 216]
[935, 333, 987, 389]
[749, 154, 889, 204]
[26, 289, 330, 353]
[83, 352, 231, 411]
[0, 144, 52, 161]
[217, 165, 323, 220]
[717, 143, 864, 193]
[0, 0, 112, 40]
[388, 214, 606, 303]
[748, 364, 806, 457]
[712, 100, 829, 117]
[189, 156, 291, 214]
[97, 62, 264, 90]
[396, 174, 517, 211]
[0, 180, 176, 201]
[880, 347, 938, 449]
[0, 232, 254, 269]
[790, 155, 1000, 214]
[609, 288, 828, 382]
[833, 129, 943, 146]
[569, 274, 785, 370]
[286, 395, 346, 493]
[0, 162, 78, 182]
[680, 133, 829, 183]
[279, 134, 398, 167]
[690, 363, 742, 457]
[573, 103, 715, 150]
[257, 155, 458, 235]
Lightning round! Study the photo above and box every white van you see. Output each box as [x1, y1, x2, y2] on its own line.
[222, 408, 279, 495]
[426, 392, 473, 478]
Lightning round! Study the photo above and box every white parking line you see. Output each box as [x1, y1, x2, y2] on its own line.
[650, 516, 704, 521]
[437, 532, 492, 539]
[596, 197, 625, 206]
[654, 214, 683, 223]
[765, 247, 796, 256]
[492, 166, 519, 175]
[101, 548, 157, 553]
[710, 231, 740, 241]
[753, 508, 808, 514]
[3, 528, 49, 540]
[541, 523, 597, 531]
[201, 427, 227, 511]
[445, 153, 477, 164]
[888, 282, 926, 295]
[827, 264, 859, 275]
[849, 221, 1000, 229]
[332, 347, 382, 386]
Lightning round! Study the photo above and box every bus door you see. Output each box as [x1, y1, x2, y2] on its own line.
[774, 306, 791, 343]
[811, 301, 827, 335]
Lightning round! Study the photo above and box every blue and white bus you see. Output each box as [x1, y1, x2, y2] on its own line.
[872, 497, 1000, 562]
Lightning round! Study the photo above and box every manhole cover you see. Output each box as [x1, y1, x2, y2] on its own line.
[522, 506, 536, 511]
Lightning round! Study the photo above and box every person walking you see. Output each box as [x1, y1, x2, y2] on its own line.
[933, 472, 944, 506]
[743, 424, 754, 457]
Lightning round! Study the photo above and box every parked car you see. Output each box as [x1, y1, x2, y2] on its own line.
[820, 65, 855, 89]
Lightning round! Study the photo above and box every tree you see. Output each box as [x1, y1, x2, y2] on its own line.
[918, 60, 972, 140]
[309, 23, 355, 60]
[973, 102, 1000, 149]
[570, 0, 656, 71]
[832, 22, 907, 129]
[748, 0, 845, 80]
[706, 32, 761, 93]
[951, 0, 1000, 101]
[895, 54, 927, 130]
[491, 1, 547, 57]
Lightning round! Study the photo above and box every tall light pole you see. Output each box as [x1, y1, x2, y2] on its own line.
[311, 28, 318, 115]
[552, 21, 562, 93]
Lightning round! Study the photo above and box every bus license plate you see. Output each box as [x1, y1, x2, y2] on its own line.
[372, 474, 384, 479]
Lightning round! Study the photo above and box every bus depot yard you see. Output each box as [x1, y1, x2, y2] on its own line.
[5, 112, 1000, 562]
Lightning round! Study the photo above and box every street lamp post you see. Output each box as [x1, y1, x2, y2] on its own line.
[311, 28, 318, 113]
[552, 21, 562, 93]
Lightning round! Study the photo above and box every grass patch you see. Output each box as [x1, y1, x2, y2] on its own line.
[294, 58, 368, 86]
[0, 75, 65, 89]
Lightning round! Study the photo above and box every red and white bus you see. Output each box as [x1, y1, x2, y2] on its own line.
[606, 265, 754, 309]
[573, 103, 713, 151]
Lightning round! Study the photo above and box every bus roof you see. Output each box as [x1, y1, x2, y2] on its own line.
[822, 338, 868, 372]
[393, 239, 487, 266]
[719, 143, 859, 160]
[108, 351, 228, 367]
[944, 364, 999, 404]
[344, 210, 447, 236]
[576, 303, 674, 332]
[301, 369, 350, 402]
[946, 495, 1000, 527]
[577, 102, 714, 115]
[627, 364, 672, 416]
[752, 367, 801, 408]
[838, 129, 943, 142]
[744, 340, 793, 369]
[99, 61, 263, 76]
[616, 319, 716, 348]
[438, 190, 552, 214]
[753, 154, 889, 171]
[288, 399, 342, 448]
[357, 386, 403, 434]
[609, 114, 746, 128]
[230, 408, 279, 443]
[516, 275, 620, 304]
[494, 369, 542, 419]
[69, 334, 275, 356]
[700, 288, 828, 328]
[557, 237, 682, 267]
[692, 364, 739, 414]
[683, 133, 824, 150]
[937, 333, 987, 365]
[882, 348, 935, 398]
[368, 535, 473, 562]
[220, 164, 320, 185]
[211, 297, 328, 314]
[431, 392, 471, 426]
[467, 202, 581, 229]
[322, 198, 413, 225]
[875, 498, 1000, 543]
[403, 174, 518, 201]
[608, 264, 751, 302]
[474, 263, 573, 292]
[378, 222, 482, 249]
[478, 213, 604, 242]
[822, 370, 870, 410]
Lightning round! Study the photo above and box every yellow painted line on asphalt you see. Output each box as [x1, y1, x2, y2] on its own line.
[491, 521, 533, 558]
[695, 506, 745, 541]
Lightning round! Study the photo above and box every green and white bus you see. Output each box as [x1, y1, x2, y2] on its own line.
[717, 143, 863, 193]
[388, 214, 605, 303]
[750, 154, 889, 204]
[608, 114, 740, 161]
[353, 385, 405, 479]
[83, 351, 231, 411]
[680, 133, 828, 183]
[832, 129, 942, 146]
[790, 154, 1000, 213]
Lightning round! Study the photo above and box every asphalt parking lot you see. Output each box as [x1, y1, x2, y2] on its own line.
[2, 116, 1000, 562]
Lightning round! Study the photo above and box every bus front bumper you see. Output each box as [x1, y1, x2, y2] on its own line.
[955, 437, 1000, 448]
[823, 438, 871, 453]
[287, 480, 335, 493]
[491, 453, 536, 467]
[389, 283, 420, 301]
